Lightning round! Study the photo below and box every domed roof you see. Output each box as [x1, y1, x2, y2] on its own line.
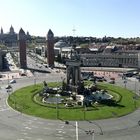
[10, 25, 14, 30]
[1, 27, 3, 34]
[54, 40, 67, 48]
[10, 25, 14, 33]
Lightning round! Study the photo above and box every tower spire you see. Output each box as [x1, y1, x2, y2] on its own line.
[18, 28, 27, 69]
[1, 27, 3, 34]
[72, 26, 76, 37]
[46, 29, 54, 67]
[10, 25, 14, 34]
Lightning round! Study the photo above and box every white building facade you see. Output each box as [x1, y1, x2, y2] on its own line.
[81, 52, 140, 69]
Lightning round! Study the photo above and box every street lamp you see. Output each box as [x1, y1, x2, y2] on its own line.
[8, 73, 9, 86]
[83, 105, 87, 120]
[34, 72, 36, 85]
[134, 77, 137, 94]
[124, 79, 127, 88]
[7, 85, 12, 96]
[32, 70, 36, 85]
[55, 92, 60, 119]
[133, 95, 137, 109]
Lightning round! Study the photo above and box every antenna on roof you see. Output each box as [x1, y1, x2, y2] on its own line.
[72, 26, 76, 37]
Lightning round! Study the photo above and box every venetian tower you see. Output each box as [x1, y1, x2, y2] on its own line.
[18, 28, 27, 69]
[46, 29, 55, 67]
[0, 27, 3, 35]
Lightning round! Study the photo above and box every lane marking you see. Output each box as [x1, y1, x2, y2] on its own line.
[24, 136, 31, 139]
[31, 125, 38, 128]
[21, 132, 27, 135]
[0, 108, 10, 111]
[25, 127, 32, 130]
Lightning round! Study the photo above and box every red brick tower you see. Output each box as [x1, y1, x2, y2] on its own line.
[18, 28, 27, 69]
[46, 29, 54, 67]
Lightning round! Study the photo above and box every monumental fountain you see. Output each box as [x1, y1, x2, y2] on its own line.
[39, 44, 113, 108]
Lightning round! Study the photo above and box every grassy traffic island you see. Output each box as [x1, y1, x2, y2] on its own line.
[8, 82, 140, 120]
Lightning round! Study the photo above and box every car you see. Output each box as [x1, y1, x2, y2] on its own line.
[9, 79, 16, 84]
[96, 79, 104, 82]
[5, 85, 12, 89]
[109, 80, 115, 84]
[110, 77, 115, 81]
[82, 76, 89, 80]
[20, 73, 26, 76]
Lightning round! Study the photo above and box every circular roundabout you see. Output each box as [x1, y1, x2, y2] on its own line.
[8, 82, 140, 120]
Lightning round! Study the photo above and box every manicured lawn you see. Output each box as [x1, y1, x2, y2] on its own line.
[8, 82, 140, 120]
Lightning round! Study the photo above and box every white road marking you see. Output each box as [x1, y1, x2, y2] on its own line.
[0, 108, 10, 111]
[26, 120, 33, 124]
[24, 136, 31, 139]
[47, 123, 54, 125]
[21, 132, 27, 135]
[21, 129, 26, 132]
[33, 118, 38, 121]
[61, 125, 64, 128]
[25, 127, 32, 130]
[43, 127, 51, 130]
[31, 125, 38, 128]
[56, 129, 63, 131]
[56, 134, 63, 137]
[36, 121, 43, 124]
[59, 137, 64, 139]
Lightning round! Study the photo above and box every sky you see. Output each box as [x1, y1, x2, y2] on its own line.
[0, 0, 140, 37]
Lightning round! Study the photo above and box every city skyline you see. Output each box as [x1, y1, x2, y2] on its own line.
[0, 0, 140, 37]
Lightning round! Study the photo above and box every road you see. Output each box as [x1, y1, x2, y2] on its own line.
[0, 70, 140, 140]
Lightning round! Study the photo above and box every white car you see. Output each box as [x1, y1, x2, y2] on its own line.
[9, 79, 16, 84]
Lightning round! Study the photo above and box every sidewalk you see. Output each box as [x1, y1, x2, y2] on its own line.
[0, 71, 33, 81]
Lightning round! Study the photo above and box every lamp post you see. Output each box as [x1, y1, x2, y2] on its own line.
[34, 72, 36, 85]
[12, 87, 16, 109]
[8, 73, 9, 86]
[7, 85, 12, 96]
[83, 105, 87, 120]
[124, 79, 127, 88]
[133, 95, 137, 109]
[134, 77, 137, 94]
[55, 92, 60, 119]
[32, 70, 36, 85]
